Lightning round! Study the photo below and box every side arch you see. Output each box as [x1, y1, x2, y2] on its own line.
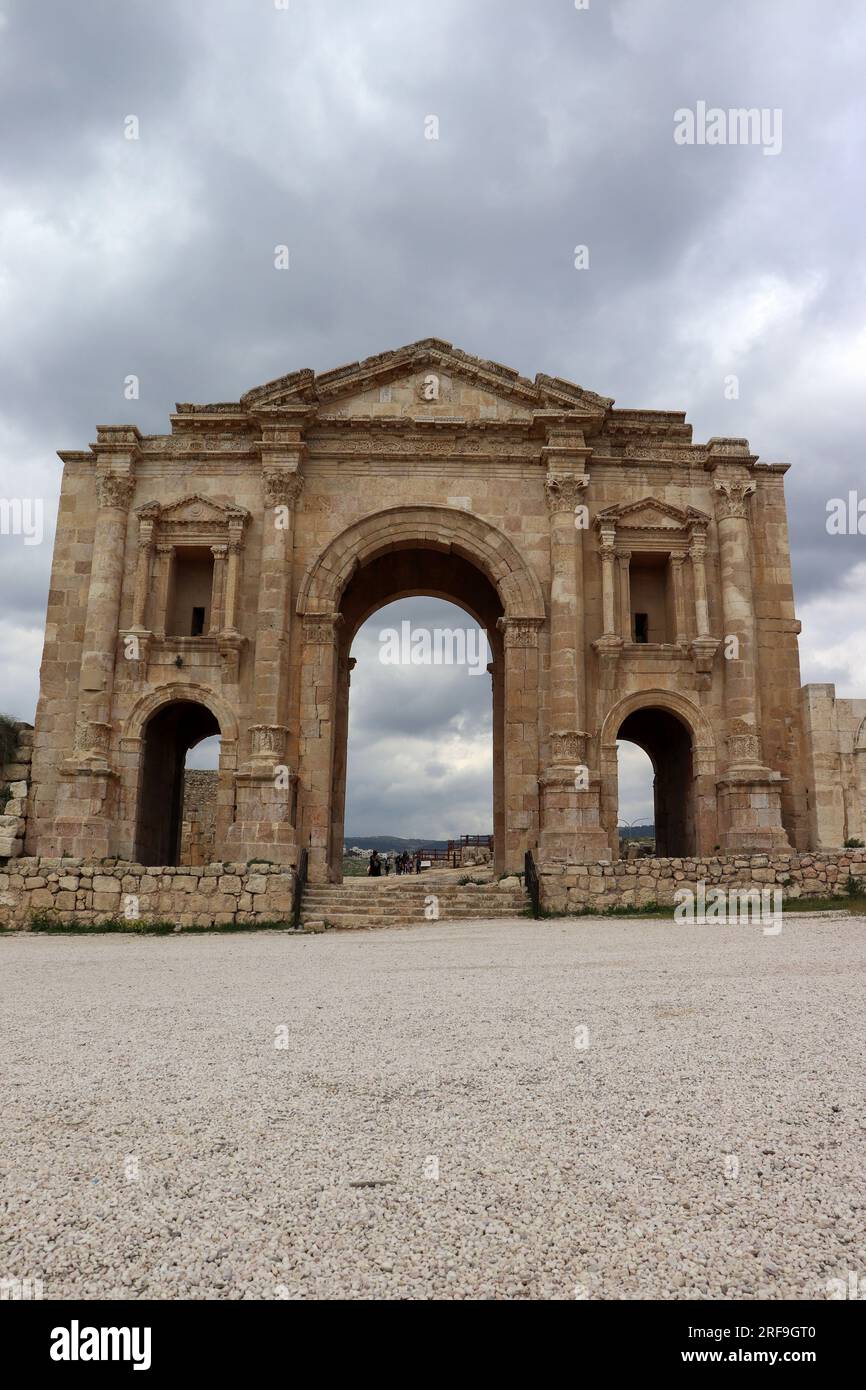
[122, 682, 239, 747]
[599, 688, 718, 858]
[600, 688, 717, 777]
[295, 505, 546, 621]
[118, 684, 239, 865]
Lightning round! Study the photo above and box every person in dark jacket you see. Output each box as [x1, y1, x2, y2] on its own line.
[368, 850, 382, 877]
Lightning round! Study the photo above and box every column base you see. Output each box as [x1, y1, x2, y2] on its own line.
[716, 769, 791, 853]
[225, 766, 298, 867]
[538, 764, 612, 866]
[45, 766, 119, 859]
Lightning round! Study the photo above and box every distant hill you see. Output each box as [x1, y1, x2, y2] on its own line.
[345, 835, 468, 852]
[618, 824, 655, 839]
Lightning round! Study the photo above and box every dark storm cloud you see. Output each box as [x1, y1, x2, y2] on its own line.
[1, 0, 864, 817]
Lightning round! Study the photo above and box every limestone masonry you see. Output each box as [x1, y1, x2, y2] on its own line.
[5, 338, 865, 923]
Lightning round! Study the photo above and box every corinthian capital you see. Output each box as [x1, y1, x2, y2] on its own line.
[263, 469, 305, 509]
[544, 472, 590, 513]
[714, 479, 756, 521]
[96, 473, 135, 511]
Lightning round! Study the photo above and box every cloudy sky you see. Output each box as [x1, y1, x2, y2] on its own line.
[1, 0, 864, 834]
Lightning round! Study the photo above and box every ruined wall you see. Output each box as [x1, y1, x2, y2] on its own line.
[0, 858, 295, 929]
[0, 849, 862, 930]
[540, 846, 866, 914]
[180, 769, 218, 865]
[801, 684, 866, 848]
[0, 722, 33, 858]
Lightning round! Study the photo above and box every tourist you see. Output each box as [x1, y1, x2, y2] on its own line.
[368, 849, 381, 877]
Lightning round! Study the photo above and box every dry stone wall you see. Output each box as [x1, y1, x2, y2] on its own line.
[0, 722, 34, 858]
[0, 859, 296, 929]
[539, 848, 866, 913]
[0, 849, 863, 930]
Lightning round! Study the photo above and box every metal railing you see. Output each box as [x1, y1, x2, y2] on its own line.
[524, 849, 540, 919]
[291, 846, 308, 929]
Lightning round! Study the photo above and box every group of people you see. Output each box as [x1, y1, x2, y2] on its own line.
[367, 849, 422, 877]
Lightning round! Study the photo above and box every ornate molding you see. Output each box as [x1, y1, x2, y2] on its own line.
[249, 724, 288, 759]
[496, 616, 545, 649]
[302, 613, 343, 645]
[549, 730, 588, 764]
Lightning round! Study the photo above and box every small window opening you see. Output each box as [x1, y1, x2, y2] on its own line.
[191, 606, 205, 637]
[634, 612, 649, 643]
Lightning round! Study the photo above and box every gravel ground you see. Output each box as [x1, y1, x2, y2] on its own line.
[1, 915, 864, 1301]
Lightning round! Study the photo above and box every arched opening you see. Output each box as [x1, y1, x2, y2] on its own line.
[135, 700, 221, 866]
[616, 741, 656, 854]
[616, 706, 695, 858]
[329, 545, 505, 877]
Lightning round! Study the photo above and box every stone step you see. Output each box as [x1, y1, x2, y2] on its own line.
[301, 910, 527, 928]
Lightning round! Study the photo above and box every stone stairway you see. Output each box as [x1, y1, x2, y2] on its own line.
[300, 872, 530, 930]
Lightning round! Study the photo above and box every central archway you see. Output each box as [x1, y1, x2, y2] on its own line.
[296, 507, 546, 881]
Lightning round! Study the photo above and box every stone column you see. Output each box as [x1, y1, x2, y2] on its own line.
[131, 525, 155, 631]
[153, 545, 175, 639]
[688, 522, 718, 684]
[714, 476, 790, 850]
[227, 468, 305, 867]
[298, 612, 343, 883]
[497, 616, 543, 872]
[670, 552, 688, 646]
[73, 470, 136, 758]
[616, 549, 631, 641]
[222, 540, 241, 634]
[208, 545, 227, 634]
[690, 528, 710, 638]
[52, 429, 140, 858]
[538, 469, 609, 865]
[600, 528, 617, 638]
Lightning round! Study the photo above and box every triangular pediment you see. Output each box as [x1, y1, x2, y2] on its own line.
[141, 494, 249, 525]
[598, 497, 708, 531]
[239, 339, 614, 421]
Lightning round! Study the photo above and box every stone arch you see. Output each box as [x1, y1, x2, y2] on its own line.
[122, 682, 239, 748]
[296, 505, 546, 622]
[296, 507, 545, 882]
[119, 684, 238, 865]
[599, 688, 718, 858]
[855, 716, 866, 753]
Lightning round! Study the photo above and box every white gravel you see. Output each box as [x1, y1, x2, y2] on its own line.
[1, 915, 864, 1300]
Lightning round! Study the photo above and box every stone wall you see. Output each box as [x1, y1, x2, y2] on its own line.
[539, 848, 866, 913]
[801, 684, 866, 849]
[0, 859, 296, 930]
[0, 721, 34, 858]
[1, 850, 863, 931]
[180, 770, 218, 865]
